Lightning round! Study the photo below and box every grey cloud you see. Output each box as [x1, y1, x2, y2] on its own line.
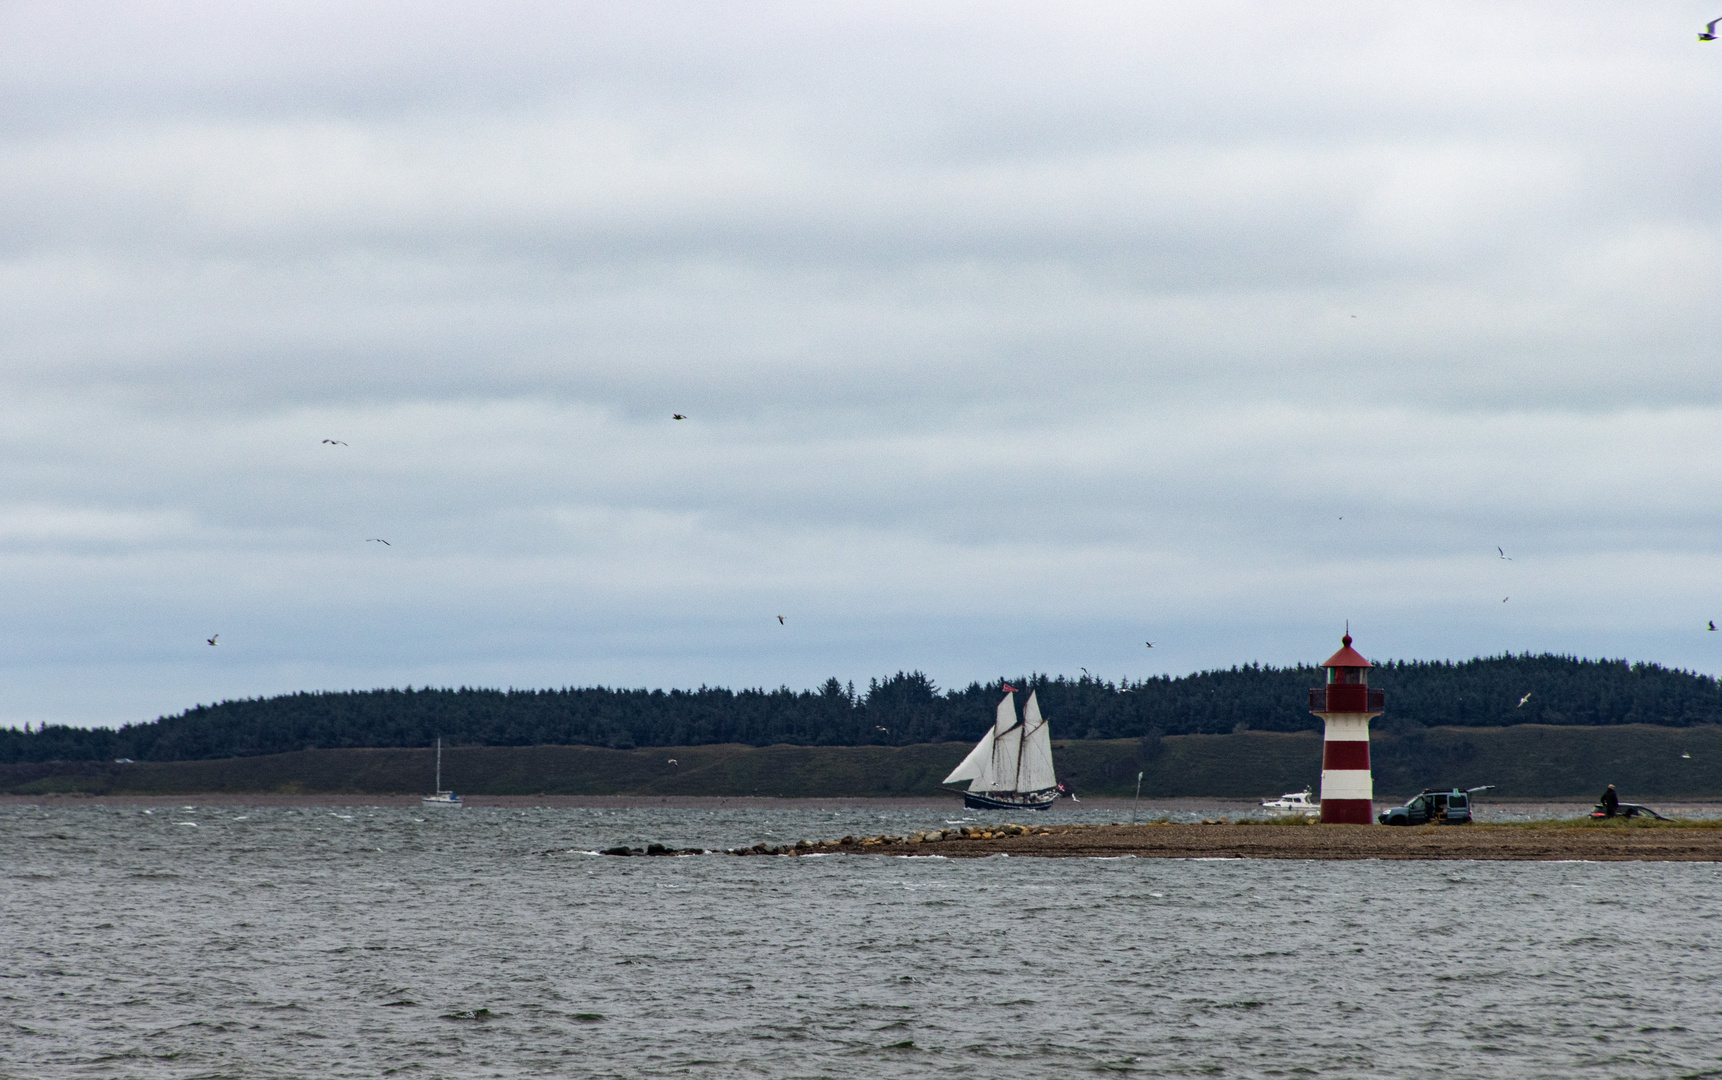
[2, 1, 1720, 726]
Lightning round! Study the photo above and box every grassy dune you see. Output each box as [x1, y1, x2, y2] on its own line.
[4, 723, 1720, 799]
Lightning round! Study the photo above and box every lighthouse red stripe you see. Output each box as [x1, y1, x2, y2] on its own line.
[1319, 798, 1374, 825]
[1322, 741, 1371, 770]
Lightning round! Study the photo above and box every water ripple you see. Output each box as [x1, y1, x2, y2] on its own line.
[2, 804, 1719, 1078]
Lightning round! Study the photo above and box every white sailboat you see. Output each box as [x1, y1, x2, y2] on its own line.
[941, 690, 1070, 811]
[421, 737, 462, 807]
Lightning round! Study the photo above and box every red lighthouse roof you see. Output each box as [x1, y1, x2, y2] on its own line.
[1321, 632, 1372, 669]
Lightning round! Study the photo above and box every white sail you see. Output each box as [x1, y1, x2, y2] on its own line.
[942, 724, 996, 784]
[1016, 691, 1057, 792]
[975, 693, 1022, 793]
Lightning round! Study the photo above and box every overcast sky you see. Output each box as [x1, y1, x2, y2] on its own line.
[3, 0, 1721, 728]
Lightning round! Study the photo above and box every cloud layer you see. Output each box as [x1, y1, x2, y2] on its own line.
[2, 0, 1720, 726]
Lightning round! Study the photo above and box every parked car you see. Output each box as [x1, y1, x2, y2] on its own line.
[1379, 786, 1494, 826]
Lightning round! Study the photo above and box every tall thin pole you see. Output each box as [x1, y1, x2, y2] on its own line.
[435, 737, 442, 792]
[1133, 771, 1144, 825]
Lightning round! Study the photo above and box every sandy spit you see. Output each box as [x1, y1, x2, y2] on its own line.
[810, 823, 1722, 862]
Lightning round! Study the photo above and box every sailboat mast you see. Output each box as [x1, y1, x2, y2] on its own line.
[435, 737, 442, 792]
[1014, 720, 1026, 791]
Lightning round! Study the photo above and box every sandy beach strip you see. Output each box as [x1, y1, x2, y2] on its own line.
[783, 822, 1722, 861]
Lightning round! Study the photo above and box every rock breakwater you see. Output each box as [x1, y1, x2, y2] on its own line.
[728, 821, 1078, 856]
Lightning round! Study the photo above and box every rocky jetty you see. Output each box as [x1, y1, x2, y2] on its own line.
[591, 819, 1722, 862]
[597, 843, 706, 856]
[723, 820, 1722, 861]
[727, 821, 1060, 856]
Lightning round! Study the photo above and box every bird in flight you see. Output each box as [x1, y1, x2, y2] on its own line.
[667, 758, 678, 766]
[1710, 621, 1717, 631]
[874, 726, 889, 733]
[1145, 641, 1155, 648]
[1518, 692, 1532, 708]
[366, 538, 390, 546]
[206, 634, 219, 646]
[672, 414, 686, 420]
[322, 439, 347, 445]
[776, 615, 784, 624]
[1503, 597, 1509, 603]
[1498, 547, 1511, 560]
[1701, 17, 1720, 40]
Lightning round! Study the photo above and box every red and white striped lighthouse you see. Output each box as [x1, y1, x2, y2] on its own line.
[1308, 631, 1383, 825]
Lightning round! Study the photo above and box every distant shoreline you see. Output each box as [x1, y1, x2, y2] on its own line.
[8, 726, 1722, 801]
[4, 793, 1711, 811]
[0, 793, 974, 809]
[0, 793, 1264, 809]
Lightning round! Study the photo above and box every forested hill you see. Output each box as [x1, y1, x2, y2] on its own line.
[5, 653, 1720, 764]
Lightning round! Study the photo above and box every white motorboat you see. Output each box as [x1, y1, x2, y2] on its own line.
[1260, 788, 1319, 814]
[421, 737, 463, 807]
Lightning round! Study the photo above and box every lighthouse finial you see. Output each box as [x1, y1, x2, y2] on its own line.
[1342, 620, 1351, 647]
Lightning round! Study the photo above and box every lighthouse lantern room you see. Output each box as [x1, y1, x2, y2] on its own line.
[1307, 631, 1384, 825]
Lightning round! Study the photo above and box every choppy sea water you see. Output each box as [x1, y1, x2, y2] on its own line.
[4, 803, 1721, 1079]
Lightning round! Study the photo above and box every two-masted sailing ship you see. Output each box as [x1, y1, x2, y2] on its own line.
[941, 689, 1069, 810]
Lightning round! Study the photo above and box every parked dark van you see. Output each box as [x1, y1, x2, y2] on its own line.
[1379, 786, 1492, 826]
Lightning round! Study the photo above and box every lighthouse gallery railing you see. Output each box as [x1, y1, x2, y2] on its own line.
[1308, 686, 1385, 712]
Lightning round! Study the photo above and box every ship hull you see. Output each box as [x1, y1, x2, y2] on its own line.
[962, 788, 1062, 811]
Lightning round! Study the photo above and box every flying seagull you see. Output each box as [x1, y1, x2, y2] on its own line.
[1498, 546, 1511, 560]
[1503, 597, 1509, 603]
[322, 439, 347, 445]
[1145, 641, 1155, 648]
[1518, 692, 1532, 707]
[207, 634, 219, 646]
[1701, 17, 1720, 40]
[366, 538, 390, 546]
[776, 615, 784, 624]
[1682, 752, 1692, 759]
[672, 414, 686, 420]
[666, 758, 678, 766]
[874, 726, 889, 733]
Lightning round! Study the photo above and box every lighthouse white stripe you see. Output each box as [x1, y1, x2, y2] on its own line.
[1319, 716, 1373, 740]
[1321, 769, 1374, 800]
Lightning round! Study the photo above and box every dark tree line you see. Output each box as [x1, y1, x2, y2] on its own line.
[4, 653, 1719, 764]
